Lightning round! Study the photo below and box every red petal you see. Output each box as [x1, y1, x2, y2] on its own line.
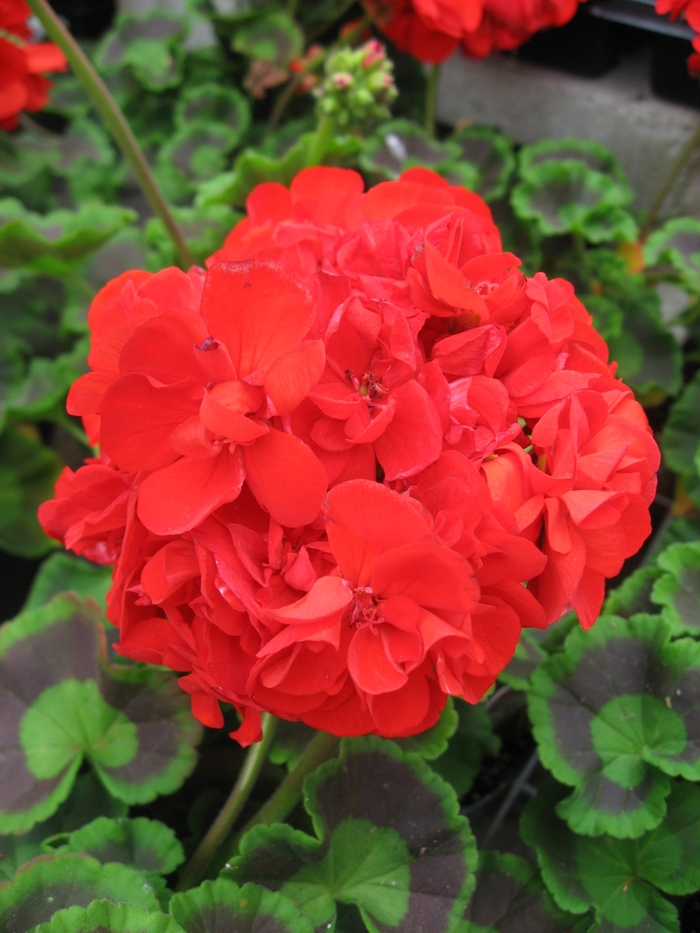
[290, 167, 364, 226]
[200, 390, 269, 444]
[100, 374, 200, 471]
[264, 340, 326, 416]
[137, 447, 245, 535]
[202, 261, 316, 378]
[348, 625, 408, 695]
[119, 310, 208, 384]
[324, 480, 433, 586]
[374, 381, 443, 480]
[243, 428, 327, 526]
[371, 543, 478, 615]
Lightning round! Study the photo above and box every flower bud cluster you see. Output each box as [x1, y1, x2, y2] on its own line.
[315, 38, 397, 130]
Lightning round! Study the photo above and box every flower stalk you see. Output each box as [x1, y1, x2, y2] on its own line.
[641, 121, 700, 242]
[424, 63, 441, 138]
[25, 0, 195, 269]
[208, 729, 340, 877]
[176, 712, 277, 891]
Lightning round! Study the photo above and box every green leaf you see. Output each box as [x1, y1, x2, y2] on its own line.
[444, 126, 515, 202]
[0, 426, 62, 557]
[269, 721, 317, 773]
[37, 903, 182, 933]
[651, 542, 700, 635]
[0, 199, 136, 269]
[499, 630, 548, 691]
[145, 204, 242, 269]
[95, 12, 187, 90]
[459, 851, 592, 933]
[49, 816, 184, 887]
[0, 773, 126, 883]
[359, 119, 460, 182]
[644, 217, 700, 293]
[232, 11, 303, 66]
[174, 84, 251, 145]
[521, 778, 700, 931]
[396, 696, 458, 759]
[603, 566, 664, 619]
[510, 162, 635, 242]
[529, 613, 700, 839]
[0, 854, 161, 932]
[662, 372, 700, 505]
[228, 736, 476, 933]
[0, 594, 201, 834]
[0, 132, 58, 191]
[432, 700, 500, 797]
[156, 126, 240, 203]
[23, 553, 112, 613]
[170, 879, 313, 933]
[518, 138, 628, 186]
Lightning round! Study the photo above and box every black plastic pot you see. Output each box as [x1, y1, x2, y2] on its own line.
[651, 33, 700, 109]
[518, 8, 624, 77]
[48, 0, 116, 39]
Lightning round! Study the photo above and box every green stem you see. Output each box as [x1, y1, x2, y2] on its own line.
[306, 114, 335, 167]
[640, 121, 700, 242]
[211, 729, 339, 876]
[288, 0, 299, 15]
[26, 0, 195, 269]
[176, 713, 277, 891]
[424, 63, 441, 138]
[267, 70, 307, 135]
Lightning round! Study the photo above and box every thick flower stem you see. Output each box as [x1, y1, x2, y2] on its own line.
[176, 713, 277, 892]
[26, 0, 195, 269]
[306, 115, 336, 167]
[640, 121, 700, 242]
[424, 63, 441, 138]
[208, 729, 340, 877]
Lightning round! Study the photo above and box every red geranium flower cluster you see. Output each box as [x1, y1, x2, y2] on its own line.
[40, 167, 658, 746]
[363, 0, 587, 63]
[0, 0, 67, 130]
[655, 0, 700, 74]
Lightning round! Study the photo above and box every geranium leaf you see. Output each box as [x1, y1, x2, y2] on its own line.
[0, 853, 160, 931]
[0, 594, 201, 834]
[0, 426, 62, 558]
[518, 138, 628, 185]
[522, 777, 700, 931]
[459, 851, 592, 933]
[360, 120, 459, 182]
[396, 697, 458, 759]
[510, 162, 633, 241]
[47, 816, 184, 881]
[231, 11, 303, 67]
[269, 721, 317, 773]
[145, 204, 242, 268]
[174, 84, 251, 145]
[662, 373, 700, 507]
[604, 567, 664, 619]
[650, 542, 700, 635]
[0, 199, 136, 268]
[431, 700, 500, 797]
[528, 614, 699, 838]
[170, 879, 314, 933]
[22, 553, 112, 613]
[156, 127, 240, 204]
[445, 126, 515, 202]
[228, 736, 476, 933]
[36, 903, 182, 933]
[499, 630, 548, 691]
[95, 12, 187, 90]
[644, 217, 700, 293]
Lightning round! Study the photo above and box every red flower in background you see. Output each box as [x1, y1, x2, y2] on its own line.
[363, 0, 587, 62]
[0, 0, 67, 130]
[41, 166, 659, 745]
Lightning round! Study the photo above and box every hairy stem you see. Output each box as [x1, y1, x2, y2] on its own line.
[176, 713, 277, 891]
[26, 0, 195, 269]
[424, 63, 441, 138]
[210, 729, 339, 876]
[641, 121, 700, 242]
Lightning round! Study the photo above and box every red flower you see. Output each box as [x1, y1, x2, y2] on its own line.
[0, 2, 67, 132]
[41, 166, 659, 744]
[462, 0, 586, 58]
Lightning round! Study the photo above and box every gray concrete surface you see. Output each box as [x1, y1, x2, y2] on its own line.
[437, 48, 700, 216]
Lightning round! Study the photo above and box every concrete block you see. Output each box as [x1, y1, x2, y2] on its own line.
[437, 49, 700, 217]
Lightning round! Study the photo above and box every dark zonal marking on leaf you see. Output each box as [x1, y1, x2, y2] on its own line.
[561, 638, 657, 713]
[183, 904, 290, 933]
[121, 17, 181, 43]
[170, 879, 315, 933]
